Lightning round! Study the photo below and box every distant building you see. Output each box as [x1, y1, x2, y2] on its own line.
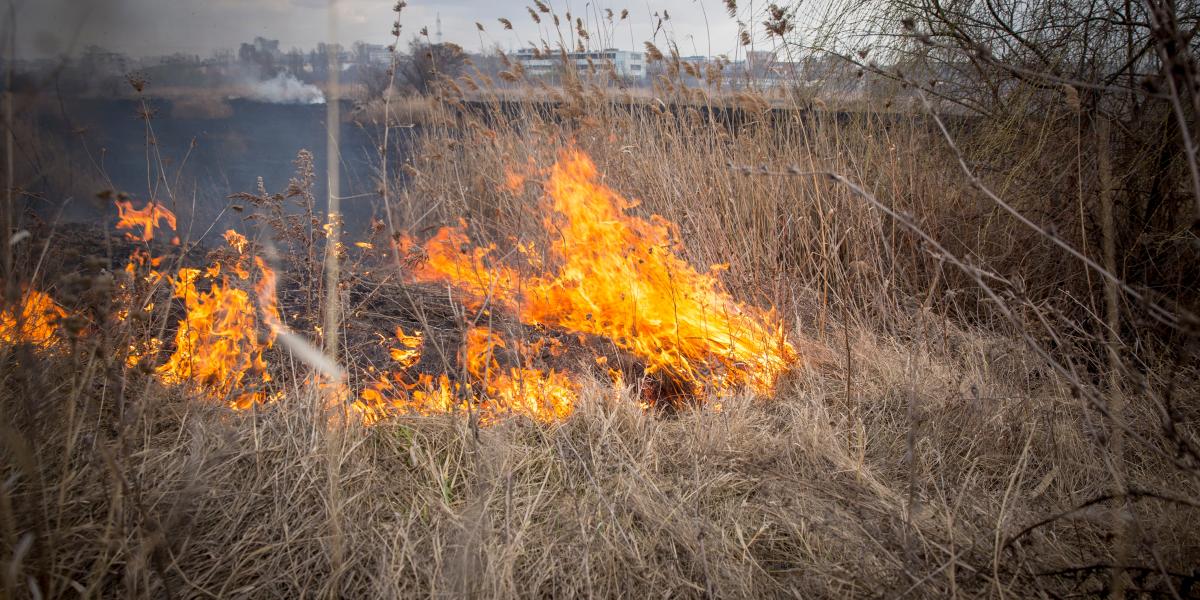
[354, 42, 393, 65]
[161, 53, 201, 66]
[514, 48, 647, 81]
[316, 43, 352, 65]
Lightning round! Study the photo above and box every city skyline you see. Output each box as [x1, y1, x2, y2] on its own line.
[18, 0, 755, 60]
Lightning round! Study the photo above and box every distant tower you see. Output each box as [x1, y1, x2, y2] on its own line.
[436, 13, 443, 44]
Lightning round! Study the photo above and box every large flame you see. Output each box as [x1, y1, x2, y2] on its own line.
[156, 262, 276, 410]
[155, 230, 278, 409]
[398, 150, 795, 400]
[115, 204, 280, 410]
[111, 202, 296, 411]
[7, 151, 798, 426]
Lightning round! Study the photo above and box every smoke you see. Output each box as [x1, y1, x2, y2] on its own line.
[242, 72, 326, 105]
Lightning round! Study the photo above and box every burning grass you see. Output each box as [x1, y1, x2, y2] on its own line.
[0, 290, 66, 349]
[4, 149, 804, 427]
[399, 150, 796, 397]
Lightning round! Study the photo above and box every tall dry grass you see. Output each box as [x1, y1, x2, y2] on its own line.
[6, 307, 1192, 597]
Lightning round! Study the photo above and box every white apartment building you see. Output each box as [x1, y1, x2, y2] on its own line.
[514, 48, 647, 81]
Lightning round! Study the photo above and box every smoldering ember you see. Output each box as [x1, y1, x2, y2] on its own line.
[3, 1, 1199, 598]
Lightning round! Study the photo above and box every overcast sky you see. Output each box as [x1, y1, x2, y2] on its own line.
[18, 0, 774, 60]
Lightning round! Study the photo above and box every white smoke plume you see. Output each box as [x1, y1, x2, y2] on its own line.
[243, 72, 325, 105]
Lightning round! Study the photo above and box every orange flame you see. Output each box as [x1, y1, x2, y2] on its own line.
[157, 267, 274, 409]
[459, 326, 577, 422]
[387, 326, 423, 367]
[115, 200, 178, 243]
[111, 205, 279, 408]
[153, 229, 279, 409]
[400, 149, 795, 400]
[0, 290, 67, 348]
[354, 324, 577, 424]
[12, 153, 797, 426]
[223, 229, 249, 254]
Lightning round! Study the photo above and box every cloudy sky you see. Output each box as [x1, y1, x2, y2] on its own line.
[19, 0, 773, 59]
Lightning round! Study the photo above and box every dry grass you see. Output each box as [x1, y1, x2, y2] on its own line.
[7, 311, 1192, 598]
[353, 95, 438, 127]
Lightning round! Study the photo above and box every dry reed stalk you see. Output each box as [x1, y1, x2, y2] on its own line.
[323, 2, 342, 361]
[1098, 117, 1130, 599]
[323, 0, 345, 584]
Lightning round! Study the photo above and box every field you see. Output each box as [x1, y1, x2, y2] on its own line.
[4, 3, 1200, 598]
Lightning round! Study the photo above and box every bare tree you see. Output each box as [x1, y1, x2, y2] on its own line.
[399, 38, 468, 94]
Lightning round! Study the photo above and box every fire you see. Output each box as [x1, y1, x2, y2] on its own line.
[157, 275, 272, 408]
[399, 149, 796, 401]
[459, 326, 577, 422]
[253, 256, 282, 332]
[115, 200, 178, 243]
[387, 326, 423, 367]
[353, 324, 577, 425]
[113, 206, 281, 409]
[355, 326, 437, 423]
[156, 230, 279, 409]
[113, 204, 277, 405]
[223, 229, 249, 254]
[126, 336, 162, 368]
[8, 151, 798, 426]
[0, 290, 67, 348]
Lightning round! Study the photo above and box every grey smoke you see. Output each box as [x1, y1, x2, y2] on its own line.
[243, 72, 325, 105]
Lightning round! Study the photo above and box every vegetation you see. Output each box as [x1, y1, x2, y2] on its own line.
[2, 1, 1198, 598]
